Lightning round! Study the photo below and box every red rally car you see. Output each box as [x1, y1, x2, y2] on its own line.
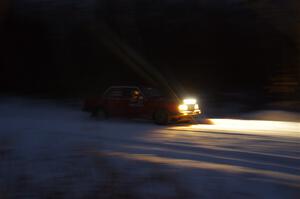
[83, 86, 201, 124]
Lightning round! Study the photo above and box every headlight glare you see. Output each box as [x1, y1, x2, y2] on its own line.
[178, 104, 188, 111]
[183, 98, 197, 104]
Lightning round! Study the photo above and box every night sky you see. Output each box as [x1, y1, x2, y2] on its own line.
[0, 0, 299, 103]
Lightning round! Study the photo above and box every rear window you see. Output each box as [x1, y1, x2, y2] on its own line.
[105, 88, 123, 98]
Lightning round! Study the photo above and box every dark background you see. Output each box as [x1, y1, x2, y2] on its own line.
[1, 0, 300, 110]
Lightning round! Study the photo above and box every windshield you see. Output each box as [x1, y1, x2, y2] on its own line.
[141, 87, 164, 98]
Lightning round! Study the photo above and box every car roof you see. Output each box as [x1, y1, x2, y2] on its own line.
[103, 86, 141, 96]
[105, 86, 141, 91]
[108, 86, 139, 88]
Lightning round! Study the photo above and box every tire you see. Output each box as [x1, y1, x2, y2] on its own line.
[154, 110, 169, 125]
[91, 107, 107, 119]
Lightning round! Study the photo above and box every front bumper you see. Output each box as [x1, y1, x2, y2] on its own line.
[170, 109, 201, 120]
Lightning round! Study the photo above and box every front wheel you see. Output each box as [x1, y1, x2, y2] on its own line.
[154, 110, 169, 125]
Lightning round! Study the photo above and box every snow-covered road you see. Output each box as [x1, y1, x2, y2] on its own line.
[0, 98, 300, 198]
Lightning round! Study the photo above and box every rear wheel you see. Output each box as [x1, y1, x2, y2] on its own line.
[91, 108, 107, 119]
[154, 110, 169, 125]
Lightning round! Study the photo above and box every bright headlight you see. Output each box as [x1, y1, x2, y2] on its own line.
[178, 104, 188, 111]
[183, 98, 197, 104]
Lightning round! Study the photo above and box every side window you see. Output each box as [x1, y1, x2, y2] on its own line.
[125, 88, 143, 102]
[123, 88, 136, 98]
[105, 88, 123, 99]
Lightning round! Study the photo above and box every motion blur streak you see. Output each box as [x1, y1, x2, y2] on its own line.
[171, 119, 300, 137]
[104, 151, 300, 188]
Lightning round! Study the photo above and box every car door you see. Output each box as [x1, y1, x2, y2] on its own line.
[124, 88, 145, 117]
[104, 88, 125, 116]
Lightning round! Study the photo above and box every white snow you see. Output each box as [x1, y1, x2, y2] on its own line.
[0, 97, 300, 198]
